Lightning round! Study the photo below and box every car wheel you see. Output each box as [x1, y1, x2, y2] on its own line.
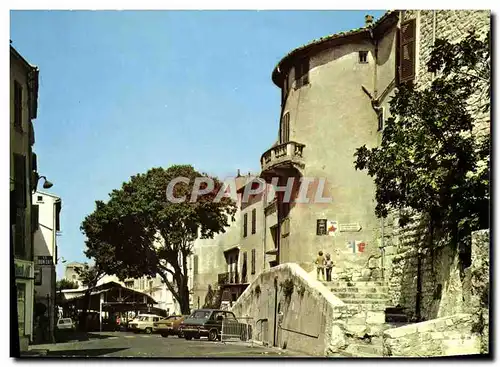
[161, 333, 168, 338]
[145, 328, 152, 334]
[208, 329, 218, 342]
[184, 335, 192, 340]
[178, 331, 184, 338]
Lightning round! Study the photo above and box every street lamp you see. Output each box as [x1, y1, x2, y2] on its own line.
[38, 175, 53, 190]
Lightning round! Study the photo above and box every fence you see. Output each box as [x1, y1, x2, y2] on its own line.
[221, 317, 254, 345]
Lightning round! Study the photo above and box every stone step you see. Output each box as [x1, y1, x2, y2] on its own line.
[335, 292, 389, 300]
[341, 298, 390, 305]
[345, 343, 384, 356]
[324, 281, 387, 287]
[329, 286, 389, 293]
[343, 303, 388, 311]
[338, 350, 383, 358]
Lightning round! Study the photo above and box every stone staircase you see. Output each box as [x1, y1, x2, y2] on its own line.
[322, 279, 390, 357]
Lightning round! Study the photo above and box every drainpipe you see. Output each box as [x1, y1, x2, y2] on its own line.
[273, 277, 278, 347]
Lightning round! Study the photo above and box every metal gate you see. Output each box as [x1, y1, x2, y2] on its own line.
[221, 317, 253, 345]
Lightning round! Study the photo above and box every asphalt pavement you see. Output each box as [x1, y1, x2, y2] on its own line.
[25, 331, 310, 358]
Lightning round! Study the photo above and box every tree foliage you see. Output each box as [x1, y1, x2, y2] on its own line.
[354, 30, 490, 255]
[81, 165, 237, 314]
[56, 279, 79, 291]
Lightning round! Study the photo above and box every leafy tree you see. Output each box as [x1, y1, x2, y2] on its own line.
[81, 165, 237, 314]
[203, 284, 222, 309]
[56, 279, 79, 291]
[354, 30, 490, 261]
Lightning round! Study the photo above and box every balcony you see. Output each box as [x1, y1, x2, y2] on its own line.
[218, 272, 240, 285]
[260, 141, 305, 179]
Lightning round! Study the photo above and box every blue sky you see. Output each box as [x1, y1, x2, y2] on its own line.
[10, 10, 386, 278]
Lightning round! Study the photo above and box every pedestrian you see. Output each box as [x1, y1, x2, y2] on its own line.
[315, 251, 325, 280]
[325, 253, 334, 281]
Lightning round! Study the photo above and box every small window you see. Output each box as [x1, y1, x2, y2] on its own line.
[280, 112, 290, 144]
[251, 249, 256, 275]
[251, 208, 256, 234]
[37, 195, 43, 202]
[243, 213, 248, 238]
[295, 58, 310, 88]
[377, 108, 385, 131]
[359, 51, 368, 63]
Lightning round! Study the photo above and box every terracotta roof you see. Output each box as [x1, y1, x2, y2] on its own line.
[271, 10, 398, 87]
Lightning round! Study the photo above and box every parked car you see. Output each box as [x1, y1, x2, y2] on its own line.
[56, 318, 76, 331]
[179, 309, 251, 341]
[128, 314, 163, 334]
[153, 315, 187, 338]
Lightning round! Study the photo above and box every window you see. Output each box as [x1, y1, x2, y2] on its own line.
[14, 81, 23, 131]
[15, 208, 26, 257]
[377, 108, 385, 131]
[37, 195, 43, 202]
[125, 281, 134, 288]
[399, 18, 417, 83]
[251, 208, 256, 234]
[280, 112, 290, 144]
[243, 213, 248, 237]
[359, 51, 368, 63]
[13, 154, 27, 209]
[251, 249, 256, 275]
[295, 58, 309, 88]
[242, 252, 248, 283]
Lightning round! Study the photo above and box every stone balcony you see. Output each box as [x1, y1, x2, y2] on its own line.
[260, 141, 305, 179]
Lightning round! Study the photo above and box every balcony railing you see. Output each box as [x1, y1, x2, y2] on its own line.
[218, 272, 240, 285]
[260, 141, 305, 174]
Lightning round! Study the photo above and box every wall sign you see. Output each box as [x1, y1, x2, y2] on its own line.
[316, 219, 327, 235]
[327, 221, 338, 237]
[346, 240, 366, 254]
[37, 256, 54, 266]
[15, 260, 34, 279]
[339, 223, 362, 232]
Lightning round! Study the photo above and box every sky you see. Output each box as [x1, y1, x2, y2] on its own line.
[10, 10, 386, 278]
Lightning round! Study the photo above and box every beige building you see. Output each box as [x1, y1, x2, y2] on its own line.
[10, 44, 42, 352]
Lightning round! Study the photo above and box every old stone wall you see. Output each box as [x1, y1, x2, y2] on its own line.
[383, 313, 481, 356]
[230, 263, 347, 356]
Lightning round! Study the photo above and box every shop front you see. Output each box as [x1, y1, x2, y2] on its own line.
[15, 259, 35, 350]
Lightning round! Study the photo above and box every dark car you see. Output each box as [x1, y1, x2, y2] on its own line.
[179, 309, 251, 342]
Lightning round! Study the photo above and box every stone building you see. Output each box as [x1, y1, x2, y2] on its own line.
[10, 44, 42, 352]
[196, 10, 490, 356]
[64, 262, 86, 287]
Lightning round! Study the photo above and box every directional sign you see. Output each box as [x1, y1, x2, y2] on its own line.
[339, 223, 362, 232]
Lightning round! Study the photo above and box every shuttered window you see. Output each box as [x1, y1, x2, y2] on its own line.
[251, 249, 256, 274]
[243, 213, 248, 238]
[280, 112, 290, 144]
[251, 208, 256, 234]
[14, 81, 23, 131]
[14, 154, 27, 209]
[399, 18, 417, 83]
[295, 58, 310, 88]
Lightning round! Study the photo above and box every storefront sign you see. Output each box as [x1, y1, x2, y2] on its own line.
[15, 260, 34, 279]
[339, 223, 362, 232]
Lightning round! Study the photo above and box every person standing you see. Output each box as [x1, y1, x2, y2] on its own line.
[315, 251, 325, 280]
[325, 253, 334, 281]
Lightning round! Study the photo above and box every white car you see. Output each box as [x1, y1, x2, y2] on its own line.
[128, 314, 163, 334]
[57, 318, 76, 330]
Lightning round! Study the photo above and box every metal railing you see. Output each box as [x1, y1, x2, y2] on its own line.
[221, 317, 253, 345]
[260, 141, 306, 172]
[218, 272, 240, 285]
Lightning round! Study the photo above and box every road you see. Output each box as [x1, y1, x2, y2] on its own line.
[26, 331, 309, 358]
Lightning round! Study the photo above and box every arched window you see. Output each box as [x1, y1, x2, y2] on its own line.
[280, 112, 290, 144]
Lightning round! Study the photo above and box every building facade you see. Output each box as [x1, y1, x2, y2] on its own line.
[32, 191, 62, 343]
[260, 11, 399, 276]
[64, 262, 86, 287]
[10, 44, 41, 352]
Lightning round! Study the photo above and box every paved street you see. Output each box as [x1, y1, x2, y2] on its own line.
[27, 331, 309, 358]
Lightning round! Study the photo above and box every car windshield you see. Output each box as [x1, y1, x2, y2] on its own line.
[190, 311, 211, 319]
[139, 316, 150, 321]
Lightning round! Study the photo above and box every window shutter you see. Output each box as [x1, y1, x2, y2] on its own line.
[251, 208, 256, 234]
[399, 18, 416, 83]
[14, 81, 23, 131]
[280, 112, 290, 144]
[243, 213, 248, 237]
[14, 154, 27, 208]
[251, 249, 256, 274]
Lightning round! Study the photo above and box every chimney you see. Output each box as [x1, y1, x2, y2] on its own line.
[365, 14, 374, 26]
